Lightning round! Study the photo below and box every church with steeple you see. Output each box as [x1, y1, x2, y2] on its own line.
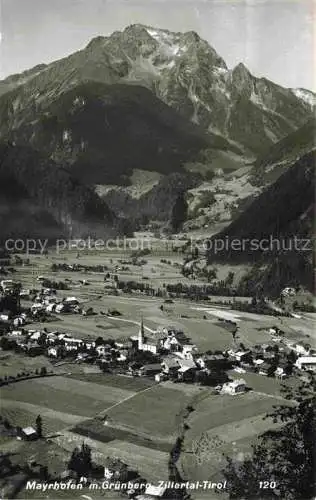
[130, 318, 160, 355]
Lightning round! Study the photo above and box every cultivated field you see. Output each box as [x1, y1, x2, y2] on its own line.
[3, 248, 315, 492]
[0, 353, 55, 378]
[179, 390, 292, 496]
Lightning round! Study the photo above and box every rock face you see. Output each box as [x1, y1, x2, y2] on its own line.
[0, 24, 313, 159]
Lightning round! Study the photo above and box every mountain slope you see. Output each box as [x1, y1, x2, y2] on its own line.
[0, 142, 116, 241]
[102, 171, 201, 225]
[207, 151, 315, 294]
[0, 24, 313, 159]
[250, 118, 316, 186]
[1, 82, 224, 185]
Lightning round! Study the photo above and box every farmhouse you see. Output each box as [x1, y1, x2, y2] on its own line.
[258, 363, 273, 376]
[104, 458, 128, 481]
[64, 296, 80, 306]
[228, 349, 252, 363]
[222, 379, 246, 395]
[144, 483, 167, 497]
[64, 337, 83, 351]
[176, 344, 198, 360]
[162, 334, 181, 352]
[0, 312, 12, 322]
[9, 330, 24, 337]
[47, 346, 59, 357]
[292, 342, 311, 356]
[138, 364, 161, 377]
[96, 345, 112, 357]
[161, 356, 179, 376]
[55, 304, 67, 314]
[19, 427, 38, 441]
[196, 353, 230, 370]
[13, 316, 26, 327]
[274, 366, 287, 379]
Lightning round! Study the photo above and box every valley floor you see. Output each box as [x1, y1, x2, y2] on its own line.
[1, 248, 315, 499]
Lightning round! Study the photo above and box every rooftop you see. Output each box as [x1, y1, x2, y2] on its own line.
[22, 426, 37, 435]
[297, 356, 316, 364]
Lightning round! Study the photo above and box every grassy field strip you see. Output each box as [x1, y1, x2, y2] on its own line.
[102, 385, 198, 442]
[178, 390, 290, 484]
[34, 376, 135, 403]
[97, 382, 159, 417]
[1, 381, 119, 418]
[54, 431, 170, 482]
[102, 315, 156, 333]
[0, 399, 84, 436]
[252, 390, 297, 404]
[203, 413, 281, 444]
[67, 373, 154, 391]
[0, 399, 85, 424]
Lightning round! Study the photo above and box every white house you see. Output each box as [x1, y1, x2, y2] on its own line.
[281, 287, 296, 296]
[295, 356, 316, 372]
[0, 313, 10, 322]
[13, 316, 26, 327]
[293, 343, 310, 356]
[96, 345, 110, 357]
[9, 330, 24, 337]
[48, 346, 59, 358]
[46, 304, 56, 313]
[162, 335, 181, 351]
[20, 426, 38, 441]
[274, 367, 287, 379]
[64, 337, 83, 351]
[31, 303, 45, 313]
[84, 340, 95, 350]
[222, 379, 246, 395]
[253, 358, 265, 366]
[177, 344, 198, 360]
[117, 352, 127, 362]
[144, 484, 167, 498]
[55, 304, 66, 314]
[30, 331, 41, 341]
[64, 296, 79, 305]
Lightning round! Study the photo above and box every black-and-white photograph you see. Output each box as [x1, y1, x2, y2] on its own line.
[0, 0, 315, 499]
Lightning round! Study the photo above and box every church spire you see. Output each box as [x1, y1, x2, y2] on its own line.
[138, 317, 144, 350]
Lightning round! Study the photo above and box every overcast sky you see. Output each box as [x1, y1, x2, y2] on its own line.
[0, 0, 315, 90]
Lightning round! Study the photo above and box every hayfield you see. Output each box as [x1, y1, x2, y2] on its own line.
[68, 372, 155, 391]
[105, 384, 207, 441]
[0, 353, 55, 378]
[72, 419, 172, 452]
[0, 401, 70, 435]
[1, 375, 136, 419]
[54, 430, 170, 483]
[34, 376, 134, 402]
[179, 390, 290, 484]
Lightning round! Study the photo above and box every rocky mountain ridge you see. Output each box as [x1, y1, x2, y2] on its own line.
[0, 24, 313, 158]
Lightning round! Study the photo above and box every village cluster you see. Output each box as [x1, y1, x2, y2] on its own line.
[1, 278, 316, 395]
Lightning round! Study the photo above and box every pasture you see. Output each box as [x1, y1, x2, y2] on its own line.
[53, 429, 170, 483]
[68, 372, 155, 391]
[179, 390, 291, 484]
[104, 384, 207, 441]
[0, 375, 138, 429]
[0, 353, 55, 379]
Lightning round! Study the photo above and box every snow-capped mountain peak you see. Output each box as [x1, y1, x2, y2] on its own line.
[291, 88, 315, 109]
